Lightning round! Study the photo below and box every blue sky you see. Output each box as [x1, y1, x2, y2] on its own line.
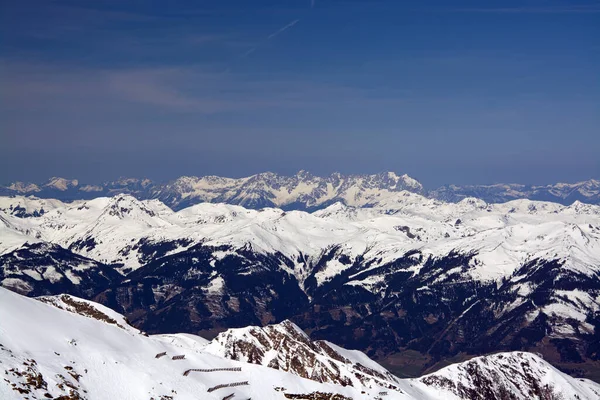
[1, 0, 598, 187]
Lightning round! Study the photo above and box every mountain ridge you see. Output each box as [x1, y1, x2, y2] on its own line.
[2, 287, 599, 399]
[3, 172, 599, 209]
[2, 193, 600, 382]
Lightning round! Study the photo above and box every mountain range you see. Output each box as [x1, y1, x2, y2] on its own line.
[2, 287, 599, 399]
[2, 190, 600, 386]
[2, 172, 599, 210]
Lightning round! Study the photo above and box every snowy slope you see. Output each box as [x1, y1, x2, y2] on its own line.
[0, 196, 66, 218]
[2, 288, 599, 400]
[0, 287, 397, 399]
[2, 192, 599, 281]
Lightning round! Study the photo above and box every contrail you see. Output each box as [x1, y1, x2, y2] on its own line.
[311, 0, 315, 8]
[240, 47, 256, 58]
[232, 18, 301, 64]
[267, 19, 300, 40]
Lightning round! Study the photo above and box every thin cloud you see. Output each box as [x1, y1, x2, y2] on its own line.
[2, 60, 404, 116]
[267, 19, 300, 40]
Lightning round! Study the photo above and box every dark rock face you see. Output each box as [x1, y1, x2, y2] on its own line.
[94, 244, 310, 336]
[96, 248, 600, 382]
[0, 242, 121, 297]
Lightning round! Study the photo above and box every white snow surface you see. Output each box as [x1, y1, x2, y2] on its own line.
[1, 193, 599, 283]
[2, 288, 598, 400]
[2, 193, 595, 339]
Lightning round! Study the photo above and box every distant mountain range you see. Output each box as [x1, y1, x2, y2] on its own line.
[2, 172, 599, 209]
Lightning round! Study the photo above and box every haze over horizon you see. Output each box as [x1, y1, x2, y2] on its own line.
[1, 0, 598, 187]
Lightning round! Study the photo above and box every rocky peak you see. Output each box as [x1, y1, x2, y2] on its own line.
[419, 352, 600, 400]
[44, 177, 78, 191]
[103, 194, 156, 219]
[204, 320, 400, 391]
[7, 182, 40, 193]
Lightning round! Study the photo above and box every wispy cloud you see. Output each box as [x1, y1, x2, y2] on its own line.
[1, 60, 402, 115]
[267, 19, 300, 40]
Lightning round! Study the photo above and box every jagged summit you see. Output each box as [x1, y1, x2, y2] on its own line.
[1, 171, 427, 210]
[204, 319, 400, 389]
[44, 177, 79, 191]
[4, 173, 599, 209]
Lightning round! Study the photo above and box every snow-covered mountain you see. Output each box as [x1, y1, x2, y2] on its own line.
[2, 287, 599, 399]
[432, 179, 600, 205]
[204, 319, 400, 389]
[1, 172, 425, 211]
[418, 351, 600, 399]
[1, 193, 600, 381]
[0, 195, 66, 218]
[0, 242, 121, 297]
[3, 173, 600, 209]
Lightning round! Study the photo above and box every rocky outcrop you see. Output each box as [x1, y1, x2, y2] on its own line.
[204, 320, 399, 390]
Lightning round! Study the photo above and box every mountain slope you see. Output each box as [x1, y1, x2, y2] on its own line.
[0, 242, 121, 297]
[419, 352, 600, 400]
[0, 287, 392, 399]
[2, 287, 599, 400]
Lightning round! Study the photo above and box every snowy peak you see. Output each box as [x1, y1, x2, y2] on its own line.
[432, 179, 600, 205]
[6, 182, 40, 193]
[205, 320, 401, 390]
[102, 194, 157, 220]
[420, 352, 600, 400]
[44, 177, 78, 191]
[3, 174, 600, 209]
[2, 171, 427, 210]
[157, 170, 427, 210]
[0, 196, 65, 218]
